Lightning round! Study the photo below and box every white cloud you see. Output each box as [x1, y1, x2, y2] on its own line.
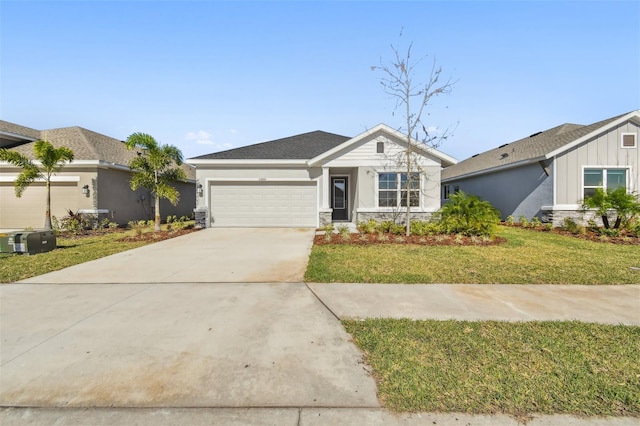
[184, 130, 234, 152]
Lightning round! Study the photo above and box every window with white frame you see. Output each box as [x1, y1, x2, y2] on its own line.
[621, 133, 636, 148]
[583, 168, 628, 198]
[378, 172, 420, 207]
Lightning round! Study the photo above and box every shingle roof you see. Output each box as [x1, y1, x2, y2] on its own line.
[442, 112, 631, 180]
[0, 121, 195, 180]
[0, 121, 41, 147]
[191, 130, 351, 160]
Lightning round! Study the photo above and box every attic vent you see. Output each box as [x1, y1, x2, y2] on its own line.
[498, 143, 509, 148]
[529, 131, 543, 138]
[500, 153, 509, 159]
[471, 154, 479, 158]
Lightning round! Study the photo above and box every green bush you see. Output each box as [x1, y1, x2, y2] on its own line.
[582, 188, 640, 229]
[410, 220, 441, 236]
[518, 215, 530, 228]
[562, 217, 585, 235]
[530, 217, 542, 227]
[437, 191, 501, 237]
[377, 221, 396, 233]
[505, 215, 515, 225]
[357, 219, 378, 234]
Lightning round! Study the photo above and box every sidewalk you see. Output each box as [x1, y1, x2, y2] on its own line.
[307, 283, 640, 325]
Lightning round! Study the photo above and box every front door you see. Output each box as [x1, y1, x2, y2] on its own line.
[331, 177, 348, 221]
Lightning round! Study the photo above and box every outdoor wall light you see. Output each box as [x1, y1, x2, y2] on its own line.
[82, 185, 90, 197]
[197, 184, 203, 197]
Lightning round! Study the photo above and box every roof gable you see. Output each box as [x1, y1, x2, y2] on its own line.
[442, 111, 639, 181]
[309, 124, 458, 167]
[190, 130, 350, 160]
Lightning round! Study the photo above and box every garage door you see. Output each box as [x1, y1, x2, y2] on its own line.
[209, 181, 317, 227]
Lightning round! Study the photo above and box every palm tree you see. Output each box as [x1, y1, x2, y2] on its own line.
[0, 140, 74, 230]
[125, 133, 187, 231]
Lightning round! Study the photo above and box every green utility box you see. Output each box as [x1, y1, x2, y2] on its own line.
[0, 233, 14, 253]
[11, 231, 57, 255]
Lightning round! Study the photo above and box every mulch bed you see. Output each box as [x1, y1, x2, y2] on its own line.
[116, 227, 201, 242]
[314, 233, 506, 246]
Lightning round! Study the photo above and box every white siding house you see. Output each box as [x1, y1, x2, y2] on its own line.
[188, 124, 457, 228]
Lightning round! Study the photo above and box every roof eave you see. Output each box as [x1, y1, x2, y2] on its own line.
[545, 110, 640, 159]
[442, 157, 545, 183]
[186, 159, 308, 166]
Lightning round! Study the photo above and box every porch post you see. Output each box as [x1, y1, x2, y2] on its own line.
[322, 167, 330, 209]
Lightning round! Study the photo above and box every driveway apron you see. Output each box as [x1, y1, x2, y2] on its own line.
[0, 228, 380, 409]
[18, 228, 316, 283]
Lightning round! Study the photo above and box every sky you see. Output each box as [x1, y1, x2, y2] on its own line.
[1, 0, 639, 161]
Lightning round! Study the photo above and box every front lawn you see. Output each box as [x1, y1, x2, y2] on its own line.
[0, 227, 196, 283]
[344, 319, 640, 418]
[305, 226, 640, 284]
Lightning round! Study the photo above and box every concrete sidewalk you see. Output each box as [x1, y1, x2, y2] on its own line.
[308, 283, 640, 325]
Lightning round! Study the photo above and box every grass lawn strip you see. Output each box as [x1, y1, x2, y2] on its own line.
[305, 226, 640, 284]
[1, 231, 150, 283]
[343, 319, 640, 418]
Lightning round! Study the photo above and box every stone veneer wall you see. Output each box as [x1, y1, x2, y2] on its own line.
[355, 211, 434, 224]
[542, 209, 600, 227]
[318, 211, 333, 227]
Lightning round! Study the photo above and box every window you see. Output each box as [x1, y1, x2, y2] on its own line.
[378, 172, 420, 207]
[376, 141, 385, 154]
[443, 184, 451, 200]
[622, 133, 636, 148]
[583, 168, 627, 198]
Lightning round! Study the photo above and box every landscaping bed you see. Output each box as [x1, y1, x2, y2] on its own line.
[314, 233, 506, 246]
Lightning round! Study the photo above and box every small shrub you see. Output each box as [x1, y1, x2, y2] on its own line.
[411, 220, 441, 236]
[562, 217, 585, 235]
[543, 223, 554, 232]
[378, 221, 395, 233]
[357, 219, 378, 234]
[321, 223, 335, 234]
[108, 221, 119, 229]
[505, 215, 515, 225]
[394, 236, 405, 243]
[337, 225, 351, 240]
[530, 217, 542, 228]
[377, 232, 388, 242]
[518, 215, 529, 228]
[389, 223, 406, 236]
[599, 228, 620, 237]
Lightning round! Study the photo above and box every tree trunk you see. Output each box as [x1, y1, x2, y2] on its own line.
[44, 179, 52, 230]
[601, 215, 610, 229]
[614, 216, 621, 229]
[154, 195, 161, 232]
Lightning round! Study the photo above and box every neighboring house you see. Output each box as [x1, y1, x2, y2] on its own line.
[441, 110, 640, 226]
[187, 124, 457, 228]
[0, 120, 196, 229]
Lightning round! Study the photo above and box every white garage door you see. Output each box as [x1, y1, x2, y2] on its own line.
[209, 181, 317, 227]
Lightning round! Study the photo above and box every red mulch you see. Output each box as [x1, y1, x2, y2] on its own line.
[521, 225, 640, 245]
[313, 233, 506, 246]
[116, 227, 201, 242]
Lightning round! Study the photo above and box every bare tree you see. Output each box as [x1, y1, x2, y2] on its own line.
[372, 38, 455, 235]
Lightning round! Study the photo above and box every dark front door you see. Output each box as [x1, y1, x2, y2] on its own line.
[331, 177, 348, 221]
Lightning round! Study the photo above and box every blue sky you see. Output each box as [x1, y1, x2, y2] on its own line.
[1, 0, 638, 161]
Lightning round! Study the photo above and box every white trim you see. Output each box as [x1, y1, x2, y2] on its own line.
[546, 110, 640, 158]
[77, 209, 109, 214]
[187, 159, 307, 166]
[581, 165, 632, 196]
[541, 204, 581, 211]
[621, 132, 637, 149]
[206, 177, 313, 182]
[0, 175, 80, 182]
[552, 158, 557, 207]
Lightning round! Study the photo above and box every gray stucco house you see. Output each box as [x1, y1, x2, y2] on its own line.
[0, 120, 196, 229]
[188, 124, 457, 228]
[441, 110, 640, 226]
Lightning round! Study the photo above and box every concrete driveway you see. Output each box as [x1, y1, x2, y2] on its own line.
[19, 228, 316, 283]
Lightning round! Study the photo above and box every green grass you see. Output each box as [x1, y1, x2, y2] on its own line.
[0, 231, 150, 283]
[344, 319, 640, 417]
[305, 226, 640, 284]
